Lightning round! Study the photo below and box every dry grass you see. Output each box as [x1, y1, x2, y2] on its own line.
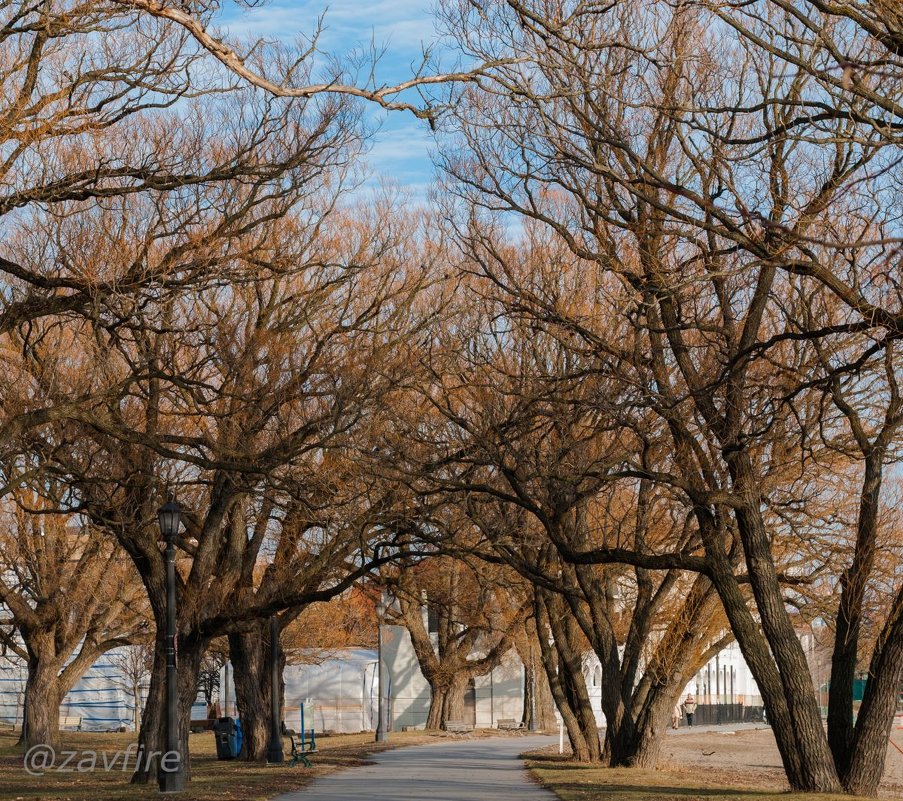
[525, 754, 873, 801]
[0, 727, 436, 801]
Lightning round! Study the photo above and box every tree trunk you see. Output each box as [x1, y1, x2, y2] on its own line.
[828, 450, 883, 778]
[17, 629, 110, 749]
[613, 578, 722, 768]
[842, 582, 903, 795]
[694, 460, 840, 794]
[541, 637, 598, 761]
[132, 638, 165, 784]
[623, 690, 674, 769]
[132, 630, 207, 783]
[705, 546, 813, 779]
[425, 672, 469, 729]
[132, 678, 142, 732]
[729, 456, 840, 792]
[229, 619, 284, 760]
[536, 591, 601, 762]
[442, 673, 470, 723]
[426, 684, 447, 730]
[19, 657, 64, 749]
[520, 653, 556, 730]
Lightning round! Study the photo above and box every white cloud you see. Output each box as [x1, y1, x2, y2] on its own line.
[365, 118, 434, 180]
[216, 1, 442, 197]
[220, 1, 437, 52]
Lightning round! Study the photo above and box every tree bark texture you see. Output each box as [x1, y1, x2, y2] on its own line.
[229, 620, 286, 760]
[535, 589, 601, 762]
[132, 630, 207, 783]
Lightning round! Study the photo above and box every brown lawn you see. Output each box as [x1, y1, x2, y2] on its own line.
[0, 726, 435, 801]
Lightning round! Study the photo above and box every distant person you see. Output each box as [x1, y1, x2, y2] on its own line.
[672, 703, 682, 729]
[683, 694, 697, 727]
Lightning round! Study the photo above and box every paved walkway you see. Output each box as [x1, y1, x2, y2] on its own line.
[272, 735, 557, 801]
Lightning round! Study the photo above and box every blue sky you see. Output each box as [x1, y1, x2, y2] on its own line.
[220, 1, 443, 201]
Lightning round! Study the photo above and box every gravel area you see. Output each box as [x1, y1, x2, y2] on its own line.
[657, 723, 903, 797]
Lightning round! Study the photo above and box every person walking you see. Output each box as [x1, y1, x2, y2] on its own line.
[672, 703, 682, 729]
[683, 694, 697, 727]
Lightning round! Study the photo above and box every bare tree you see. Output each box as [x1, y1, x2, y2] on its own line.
[0, 487, 148, 747]
[108, 644, 154, 732]
[383, 554, 525, 730]
[384, 248, 734, 765]
[15, 193, 431, 777]
[197, 641, 228, 716]
[109, 0, 523, 120]
[435, 0, 903, 792]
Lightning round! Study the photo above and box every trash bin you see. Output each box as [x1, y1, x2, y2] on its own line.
[213, 716, 243, 760]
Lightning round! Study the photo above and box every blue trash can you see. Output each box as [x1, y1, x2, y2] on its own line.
[213, 716, 243, 759]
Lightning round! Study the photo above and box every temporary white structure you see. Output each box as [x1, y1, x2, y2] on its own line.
[0, 649, 133, 731]
[219, 633, 528, 735]
[220, 648, 378, 734]
[285, 648, 379, 734]
[381, 625, 525, 730]
[0, 655, 25, 728]
[0, 646, 208, 732]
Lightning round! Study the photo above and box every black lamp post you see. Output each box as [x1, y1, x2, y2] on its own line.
[375, 592, 388, 742]
[528, 655, 538, 732]
[267, 615, 285, 763]
[157, 500, 185, 793]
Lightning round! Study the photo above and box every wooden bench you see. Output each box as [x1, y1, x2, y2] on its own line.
[496, 718, 525, 731]
[59, 715, 82, 731]
[443, 721, 474, 737]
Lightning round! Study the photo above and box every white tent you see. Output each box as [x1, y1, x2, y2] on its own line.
[0, 649, 133, 731]
[58, 653, 134, 731]
[0, 646, 207, 732]
[0, 655, 25, 728]
[221, 648, 378, 734]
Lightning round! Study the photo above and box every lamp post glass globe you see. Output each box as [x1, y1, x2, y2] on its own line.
[158, 500, 182, 541]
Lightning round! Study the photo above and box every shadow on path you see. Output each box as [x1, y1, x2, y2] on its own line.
[272, 735, 557, 801]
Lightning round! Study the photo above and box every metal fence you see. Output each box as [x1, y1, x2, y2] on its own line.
[691, 703, 765, 725]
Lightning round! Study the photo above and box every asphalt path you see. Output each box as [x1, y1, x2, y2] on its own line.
[272, 735, 558, 801]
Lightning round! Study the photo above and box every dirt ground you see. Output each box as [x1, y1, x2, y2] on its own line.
[656, 724, 903, 798]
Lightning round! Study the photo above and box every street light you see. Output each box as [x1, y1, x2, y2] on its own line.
[157, 500, 185, 793]
[528, 656, 538, 732]
[267, 615, 285, 763]
[375, 592, 388, 742]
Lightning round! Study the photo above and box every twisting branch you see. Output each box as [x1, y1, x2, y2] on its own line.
[111, 0, 524, 121]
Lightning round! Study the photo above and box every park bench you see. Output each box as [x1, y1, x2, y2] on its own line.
[286, 732, 312, 768]
[496, 718, 525, 731]
[443, 721, 474, 737]
[59, 715, 82, 731]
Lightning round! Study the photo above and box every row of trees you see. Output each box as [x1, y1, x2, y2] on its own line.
[1, 0, 903, 796]
[417, 1, 903, 794]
